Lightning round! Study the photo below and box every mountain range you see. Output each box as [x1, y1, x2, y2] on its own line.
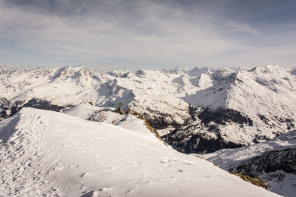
[1, 65, 295, 153]
[1, 64, 296, 196]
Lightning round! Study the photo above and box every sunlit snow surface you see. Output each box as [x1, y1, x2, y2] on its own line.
[0, 108, 279, 196]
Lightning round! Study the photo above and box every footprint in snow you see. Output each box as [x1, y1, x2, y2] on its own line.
[81, 187, 111, 197]
[81, 172, 88, 177]
[54, 165, 64, 171]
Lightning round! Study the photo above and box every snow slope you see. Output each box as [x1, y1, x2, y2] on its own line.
[63, 103, 151, 133]
[0, 108, 279, 197]
[201, 131, 296, 197]
[63, 103, 102, 120]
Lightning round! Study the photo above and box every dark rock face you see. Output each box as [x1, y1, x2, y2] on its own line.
[274, 116, 295, 130]
[142, 105, 194, 130]
[0, 111, 8, 120]
[258, 114, 270, 125]
[188, 105, 198, 121]
[0, 98, 70, 120]
[162, 124, 242, 154]
[0, 100, 8, 120]
[229, 148, 296, 176]
[198, 108, 253, 126]
[161, 107, 252, 154]
[184, 134, 242, 154]
[0, 98, 11, 120]
[146, 115, 173, 130]
[22, 99, 67, 112]
[145, 112, 191, 130]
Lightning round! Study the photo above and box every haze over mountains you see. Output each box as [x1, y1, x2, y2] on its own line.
[0, 64, 296, 196]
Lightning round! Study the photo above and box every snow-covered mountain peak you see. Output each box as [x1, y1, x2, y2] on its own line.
[0, 65, 11, 75]
[135, 69, 146, 78]
[1, 65, 296, 153]
[185, 67, 210, 76]
[50, 65, 99, 81]
[291, 68, 296, 75]
[211, 67, 236, 81]
[166, 66, 186, 74]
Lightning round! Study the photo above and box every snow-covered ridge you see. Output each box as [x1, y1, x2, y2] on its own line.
[0, 108, 279, 196]
[1, 65, 296, 153]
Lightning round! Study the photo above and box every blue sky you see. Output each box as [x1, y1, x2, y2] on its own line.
[0, 0, 296, 70]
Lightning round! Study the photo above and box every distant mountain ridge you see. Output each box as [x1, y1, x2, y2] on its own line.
[1, 65, 296, 153]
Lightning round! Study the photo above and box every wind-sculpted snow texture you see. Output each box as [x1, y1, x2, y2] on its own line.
[201, 130, 296, 197]
[1, 65, 296, 153]
[0, 108, 280, 196]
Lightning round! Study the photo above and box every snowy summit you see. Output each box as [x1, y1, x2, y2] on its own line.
[0, 108, 279, 196]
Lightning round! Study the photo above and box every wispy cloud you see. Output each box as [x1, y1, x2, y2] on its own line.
[0, 0, 296, 69]
[225, 21, 260, 36]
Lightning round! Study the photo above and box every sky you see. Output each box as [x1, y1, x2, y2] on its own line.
[0, 0, 296, 70]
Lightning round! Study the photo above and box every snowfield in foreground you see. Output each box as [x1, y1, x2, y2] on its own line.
[0, 108, 279, 196]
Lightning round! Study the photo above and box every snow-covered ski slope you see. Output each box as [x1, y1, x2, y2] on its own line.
[0, 108, 279, 197]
